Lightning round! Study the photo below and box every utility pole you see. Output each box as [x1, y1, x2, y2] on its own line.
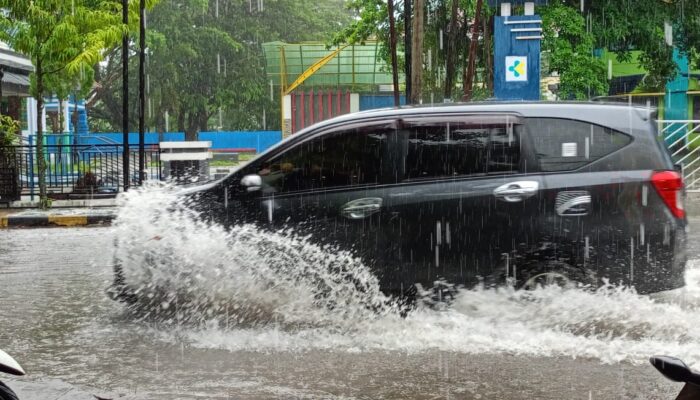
[138, 0, 146, 185]
[387, 0, 400, 107]
[122, 0, 129, 191]
[463, 0, 483, 101]
[404, 0, 412, 103]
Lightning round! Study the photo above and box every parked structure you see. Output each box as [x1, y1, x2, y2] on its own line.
[0, 45, 32, 136]
[263, 41, 406, 137]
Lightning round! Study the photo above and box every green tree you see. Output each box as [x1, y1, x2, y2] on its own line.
[0, 0, 128, 207]
[584, 0, 700, 90]
[334, 0, 486, 103]
[89, 0, 351, 136]
[540, 1, 607, 99]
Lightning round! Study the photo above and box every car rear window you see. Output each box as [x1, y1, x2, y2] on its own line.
[526, 118, 632, 172]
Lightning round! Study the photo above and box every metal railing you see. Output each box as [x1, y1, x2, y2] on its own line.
[658, 120, 700, 190]
[0, 144, 161, 201]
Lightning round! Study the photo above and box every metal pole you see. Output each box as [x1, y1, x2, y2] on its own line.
[0, 68, 4, 115]
[404, 0, 412, 103]
[138, 0, 146, 185]
[122, 0, 130, 191]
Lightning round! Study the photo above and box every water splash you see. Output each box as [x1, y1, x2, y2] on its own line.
[113, 184, 700, 367]
[112, 183, 396, 330]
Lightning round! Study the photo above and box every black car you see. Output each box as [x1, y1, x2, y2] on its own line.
[121, 102, 688, 298]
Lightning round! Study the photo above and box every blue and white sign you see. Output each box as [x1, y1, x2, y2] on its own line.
[505, 56, 528, 82]
[494, 15, 542, 100]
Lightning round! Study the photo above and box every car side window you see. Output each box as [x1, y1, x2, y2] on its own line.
[257, 125, 387, 193]
[400, 121, 521, 181]
[527, 118, 632, 172]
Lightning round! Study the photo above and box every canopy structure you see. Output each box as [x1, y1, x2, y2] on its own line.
[262, 41, 403, 95]
[0, 47, 32, 97]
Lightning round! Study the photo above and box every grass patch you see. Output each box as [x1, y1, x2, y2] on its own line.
[210, 152, 256, 167]
[210, 159, 238, 167]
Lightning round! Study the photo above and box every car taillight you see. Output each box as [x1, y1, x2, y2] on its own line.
[651, 170, 685, 219]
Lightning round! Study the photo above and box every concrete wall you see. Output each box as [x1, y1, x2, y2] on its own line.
[687, 191, 700, 217]
[70, 131, 282, 153]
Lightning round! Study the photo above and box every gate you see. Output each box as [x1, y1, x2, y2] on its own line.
[658, 120, 700, 190]
[0, 150, 19, 202]
[0, 144, 162, 201]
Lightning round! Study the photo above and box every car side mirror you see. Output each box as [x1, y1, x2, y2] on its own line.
[240, 174, 262, 192]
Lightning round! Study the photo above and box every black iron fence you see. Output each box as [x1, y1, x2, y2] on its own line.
[0, 144, 161, 202]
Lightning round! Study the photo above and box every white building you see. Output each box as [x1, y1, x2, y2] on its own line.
[0, 42, 33, 139]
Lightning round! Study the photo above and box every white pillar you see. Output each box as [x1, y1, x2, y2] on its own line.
[501, 2, 511, 16]
[25, 98, 37, 140]
[62, 100, 70, 133]
[524, 2, 535, 16]
[282, 94, 292, 138]
[350, 93, 360, 113]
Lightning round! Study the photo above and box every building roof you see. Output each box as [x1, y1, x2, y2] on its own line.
[0, 48, 32, 97]
[263, 41, 403, 92]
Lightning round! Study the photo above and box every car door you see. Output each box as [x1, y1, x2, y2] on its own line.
[228, 120, 402, 288]
[380, 114, 542, 292]
[525, 117, 636, 286]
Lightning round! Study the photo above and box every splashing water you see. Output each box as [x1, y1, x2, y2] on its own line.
[113, 184, 700, 367]
[113, 183, 396, 329]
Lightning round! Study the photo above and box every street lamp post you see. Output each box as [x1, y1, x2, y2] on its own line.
[138, 0, 146, 185]
[122, 0, 129, 191]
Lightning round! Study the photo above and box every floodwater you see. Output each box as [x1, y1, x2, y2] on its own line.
[1, 188, 699, 399]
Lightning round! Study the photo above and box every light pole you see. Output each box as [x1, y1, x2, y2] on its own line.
[122, 0, 129, 191]
[138, 0, 146, 185]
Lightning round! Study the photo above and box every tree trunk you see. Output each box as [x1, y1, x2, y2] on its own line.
[463, 0, 483, 101]
[404, 0, 412, 103]
[410, 0, 424, 104]
[184, 111, 199, 141]
[484, 14, 494, 93]
[388, 0, 400, 106]
[197, 110, 208, 132]
[443, 0, 460, 100]
[35, 59, 48, 208]
[177, 109, 185, 134]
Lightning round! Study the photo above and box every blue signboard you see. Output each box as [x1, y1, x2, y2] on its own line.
[493, 15, 542, 100]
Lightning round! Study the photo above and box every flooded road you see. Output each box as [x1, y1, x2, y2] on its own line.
[1, 217, 699, 399]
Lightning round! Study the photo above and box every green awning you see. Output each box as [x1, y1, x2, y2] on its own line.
[263, 41, 404, 92]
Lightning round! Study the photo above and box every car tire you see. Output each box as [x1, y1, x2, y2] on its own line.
[0, 381, 19, 400]
[485, 259, 596, 291]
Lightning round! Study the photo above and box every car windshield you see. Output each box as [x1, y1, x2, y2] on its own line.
[2, 0, 700, 399]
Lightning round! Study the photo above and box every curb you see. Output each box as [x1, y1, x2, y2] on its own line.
[0, 214, 115, 228]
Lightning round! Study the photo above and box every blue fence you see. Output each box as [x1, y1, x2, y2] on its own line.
[36, 131, 284, 153]
[359, 94, 406, 110]
[199, 131, 282, 152]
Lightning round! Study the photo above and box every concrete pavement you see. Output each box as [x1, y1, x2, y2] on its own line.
[0, 207, 116, 228]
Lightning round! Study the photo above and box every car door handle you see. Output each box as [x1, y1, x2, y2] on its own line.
[341, 197, 383, 219]
[493, 181, 539, 202]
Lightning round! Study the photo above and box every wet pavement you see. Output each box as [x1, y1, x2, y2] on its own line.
[0, 220, 698, 399]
